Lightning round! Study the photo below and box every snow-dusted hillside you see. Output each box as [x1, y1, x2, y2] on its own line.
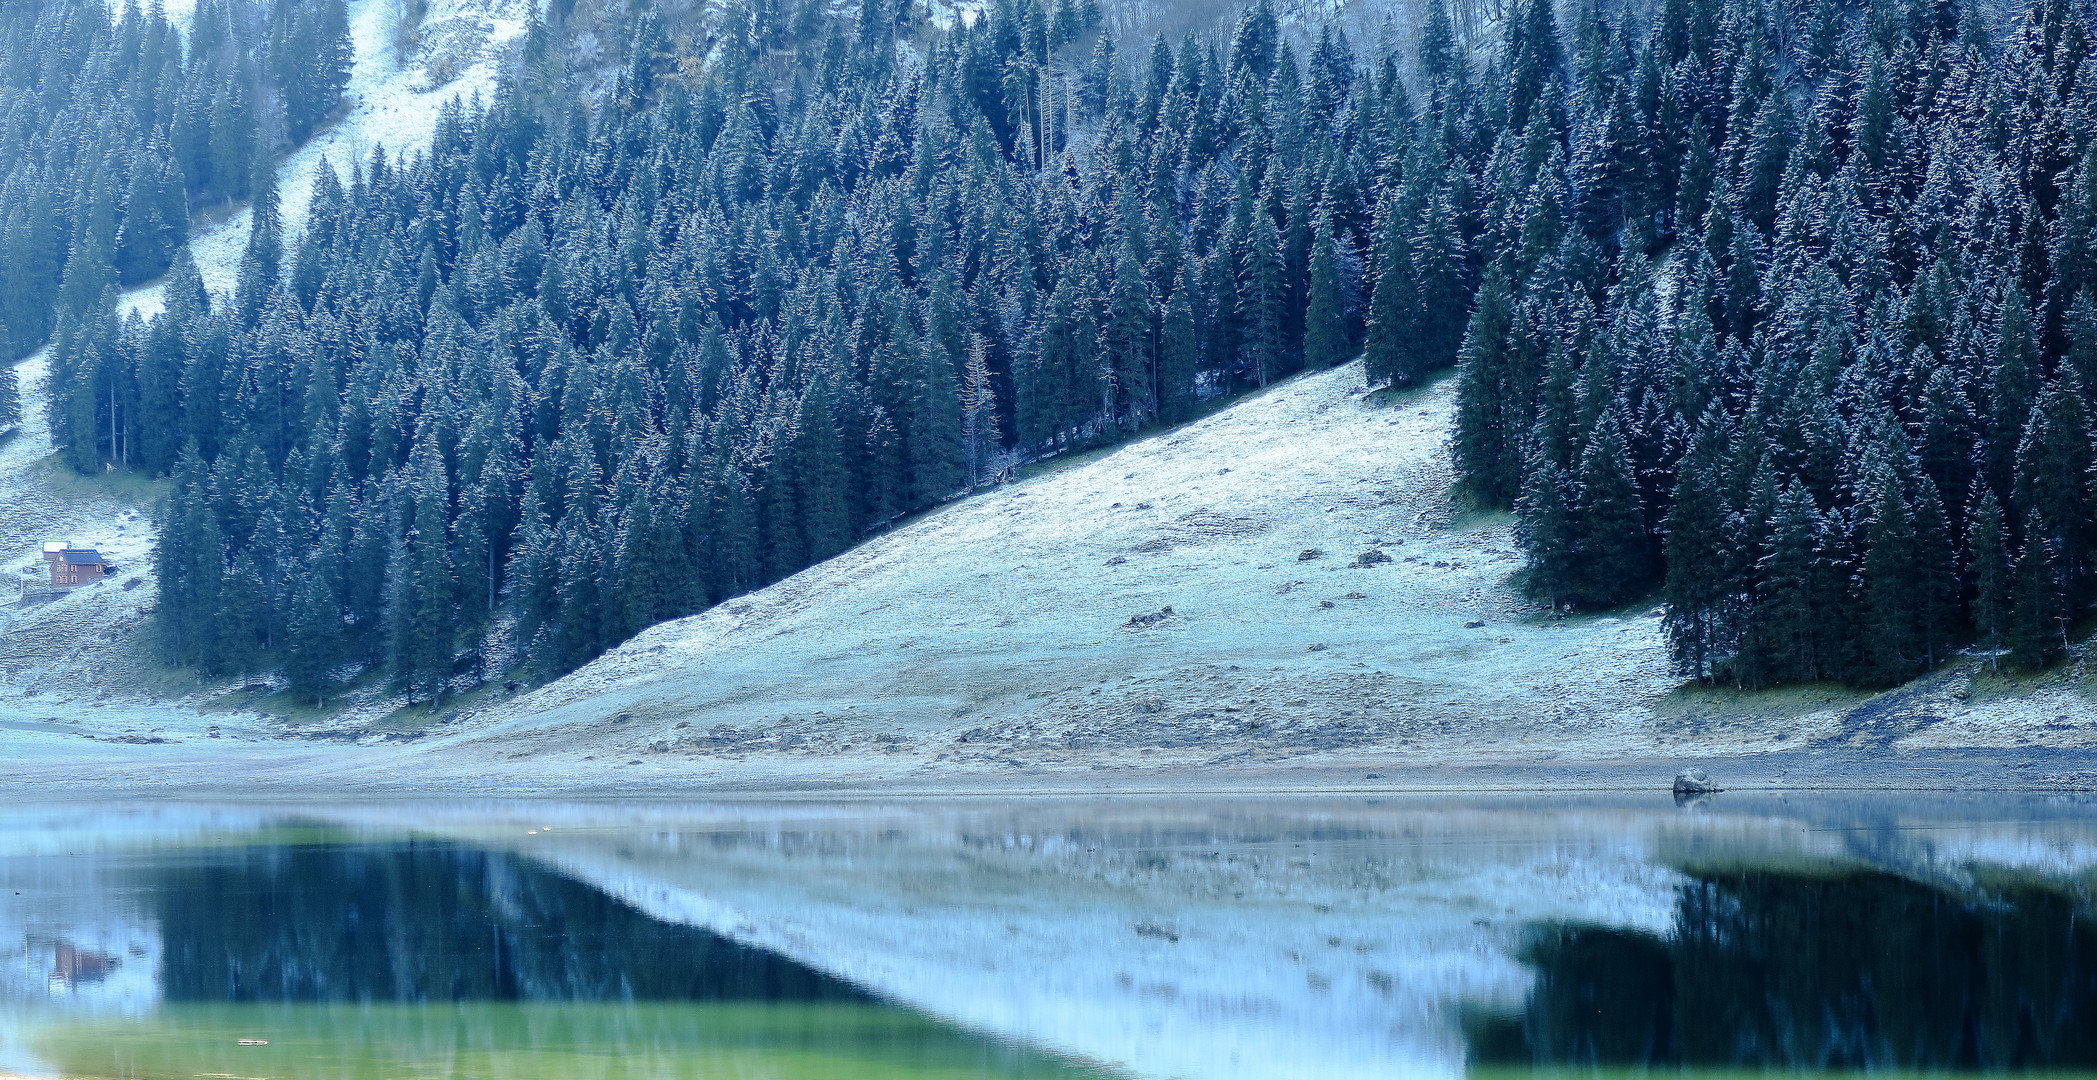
[420, 361, 1723, 779]
[0, 0, 530, 728]
[3, 357, 2095, 794]
[125, 0, 531, 318]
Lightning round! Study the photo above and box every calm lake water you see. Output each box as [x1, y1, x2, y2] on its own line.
[3, 796, 2095, 1080]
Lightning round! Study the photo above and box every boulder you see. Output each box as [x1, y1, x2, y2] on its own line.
[1672, 768, 1720, 797]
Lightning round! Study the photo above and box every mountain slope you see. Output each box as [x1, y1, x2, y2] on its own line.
[431, 361, 1682, 776]
[3, 358, 2095, 792]
[406, 359, 2097, 789]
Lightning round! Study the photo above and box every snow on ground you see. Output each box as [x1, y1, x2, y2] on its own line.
[393, 358, 2095, 787]
[0, 354, 180, 718]
[424, 361, 1686, 778]
[1, 357, 2095, 794]
[0, 0, 530, 736]
[123, 0, 531, 319]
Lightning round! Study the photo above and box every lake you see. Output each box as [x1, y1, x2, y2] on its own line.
[3, 796, 2094, 1079]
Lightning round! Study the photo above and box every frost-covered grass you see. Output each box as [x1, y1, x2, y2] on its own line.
[430, 359, 1683, 780]
[0, 354, 2093, 791]
[0, 0, 530, 739]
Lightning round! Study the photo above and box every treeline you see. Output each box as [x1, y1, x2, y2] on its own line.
[54, 0, 1419, 703]
[1, 0, 349, 367]
[1422, 0, 2097, 686]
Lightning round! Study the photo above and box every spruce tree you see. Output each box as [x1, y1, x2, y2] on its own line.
[1452, 270, 1518, 507]
[1569, 410, 1650, 609]
[1302, 220, 1348, 369]
[2009, 510, 2068, 671]
[1858, 471, 1922, 686]
[1362, 197, 1418, 387]
[1968, 487, 2012, 667]
[1662, 416, 1732, 680]
[1518, 457, 1579, 610]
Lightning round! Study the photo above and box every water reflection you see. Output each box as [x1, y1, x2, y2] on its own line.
[1472, 867, 2097, 1071]
[0, 832, 1106, 1080]
[152, 840, 869, 1004]
[3, 798, 2097, 1080]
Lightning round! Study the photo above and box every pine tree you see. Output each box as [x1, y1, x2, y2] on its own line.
[284, 549, 343, 706]
[908, 336, 965, 506]
[1302, 220, 1347, 369]
[1741, 483, 1824, 687]
[394, 442, 456, 702]
[796, 381, 851, 559]
[1452, 270, 1518, 507]
[155, 441, 223, 671]
[1568, 410, 1650, 608]
[2011, 378, 2095, 606]
[1968, 487, 2012, 667]
[1662, 415, 1732, 680]
[1518, 458, 1579, 610]
[2008, 509, 2068, 671]
[1158, 265, 1200, 422]
[1858, 470, 1922, 685]
[1362, 198, 1419, 387]
[0, 356, 19, 433]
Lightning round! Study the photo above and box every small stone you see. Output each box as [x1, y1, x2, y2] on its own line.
[1298, 549, 1325, 561]
[1121, 606, 1175, 630]
[1464, 620, 1486, 629]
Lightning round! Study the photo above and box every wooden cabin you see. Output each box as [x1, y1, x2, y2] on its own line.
[43, 542, 107, 588]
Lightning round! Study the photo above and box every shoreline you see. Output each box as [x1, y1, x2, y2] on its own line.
[5, 744, 2096, 801]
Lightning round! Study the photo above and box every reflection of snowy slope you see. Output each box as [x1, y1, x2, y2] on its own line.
[325, 798, 2097, 1080]
[303, 803, 1688, 1080]
[2, 800, 2096, 1080]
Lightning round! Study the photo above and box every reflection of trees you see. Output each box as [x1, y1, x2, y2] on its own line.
[151, 842, 873, 1004]
[1471, 870, 2097, 1070]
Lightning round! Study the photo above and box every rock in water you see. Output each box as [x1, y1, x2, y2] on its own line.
[1672, 768, 1719, 796]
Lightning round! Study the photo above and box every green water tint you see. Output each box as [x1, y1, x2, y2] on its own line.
[33, 1001, 1115, 1080]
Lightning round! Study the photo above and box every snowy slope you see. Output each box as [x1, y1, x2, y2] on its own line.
[0, 0, 527, 723]
[0, 352, 179, 715]
[123, 0, 531, 318]
[430, 361, 1688, 776]
[395, 356, 2097, 789]
[2, 356, 2095, 793]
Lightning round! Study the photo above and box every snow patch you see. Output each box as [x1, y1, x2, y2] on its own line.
[122, 0, 531, 320]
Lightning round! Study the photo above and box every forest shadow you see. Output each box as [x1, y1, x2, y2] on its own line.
[1466, 865, 2097, 1072]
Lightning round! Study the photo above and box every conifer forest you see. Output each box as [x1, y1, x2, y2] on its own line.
[8, 0, 2097, 706]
